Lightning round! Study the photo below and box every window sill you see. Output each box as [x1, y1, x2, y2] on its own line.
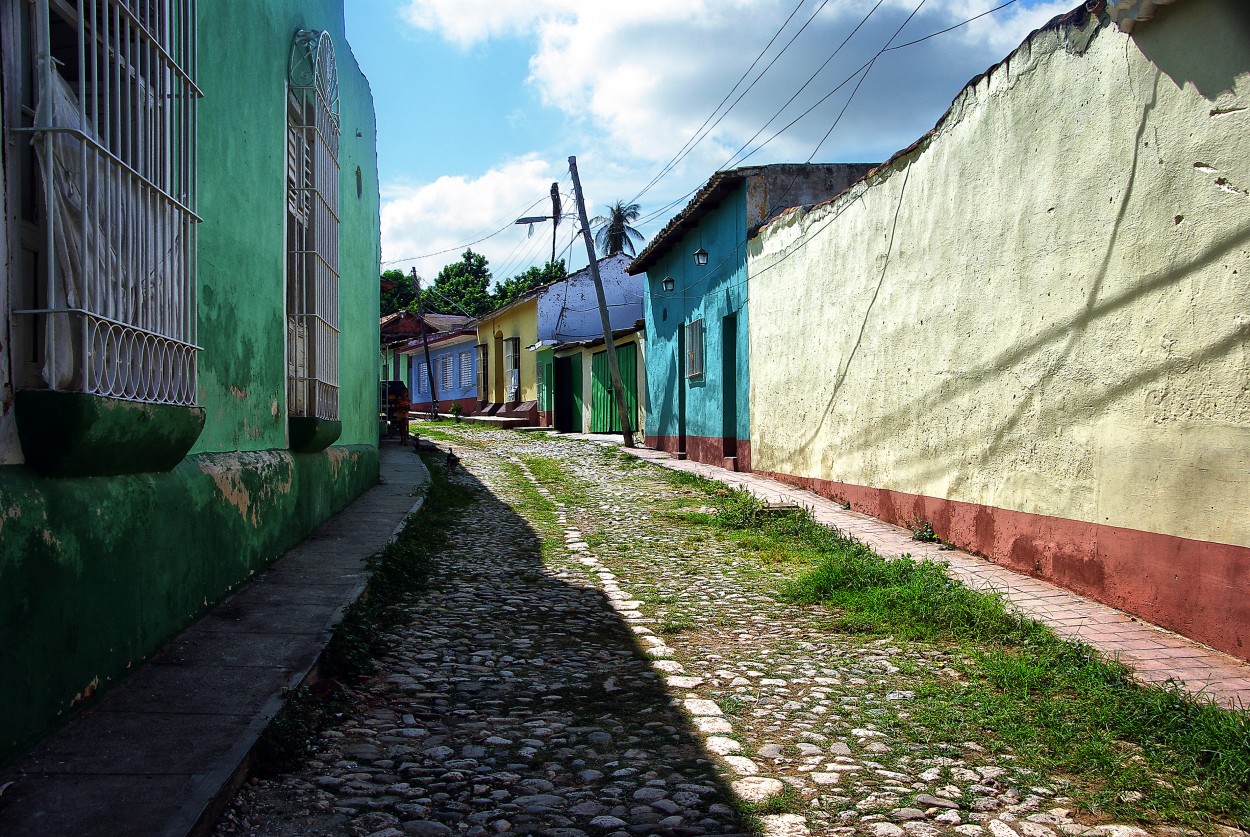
[15, 391, 206, 478]
[289, 417, 342, 453]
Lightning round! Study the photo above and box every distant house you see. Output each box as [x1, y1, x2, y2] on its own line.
[544, 323, 647, 435]
[629, 164, 872, 471]
[379, 311, 472, 395]
[475, 254, 639, 425]
[400, 326, 479, 416]
[0, 0, 380, 762]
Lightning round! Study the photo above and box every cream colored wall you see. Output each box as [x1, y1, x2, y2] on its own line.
[748, 0, 1250, 547]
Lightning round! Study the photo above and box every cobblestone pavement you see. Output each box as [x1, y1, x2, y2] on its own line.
[216, 431, 1242, 837]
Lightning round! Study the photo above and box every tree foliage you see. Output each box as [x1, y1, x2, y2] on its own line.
[427, 249, 495, 318]
[380, 268, 416, 316]
[493, 260, 566, 309]
[592, 200, 644, 257]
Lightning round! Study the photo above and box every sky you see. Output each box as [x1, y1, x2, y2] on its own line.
[344, 0, 1076, 285]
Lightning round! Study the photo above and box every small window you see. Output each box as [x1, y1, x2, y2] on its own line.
[685, 319, 704, 379]
[459, 350, 474, 388]
[476, 344, 489, 402]
[440, 355, 454, 390]
[503, 338, 521, 401]
[417, 362, 429, 395]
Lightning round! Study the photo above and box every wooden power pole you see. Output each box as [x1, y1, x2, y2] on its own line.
[568, 156, 634, 448]
[412, 268, 440, 419]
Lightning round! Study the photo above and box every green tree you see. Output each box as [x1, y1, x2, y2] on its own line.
[493, 260, 567, 309]
[592, 200, 644, 257]
[380, 268, 416, 316]
[428, 249, 494, 317]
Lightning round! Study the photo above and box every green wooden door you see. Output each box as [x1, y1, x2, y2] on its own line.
[569, 354, 583, 432]
[591, 343, 637, 432]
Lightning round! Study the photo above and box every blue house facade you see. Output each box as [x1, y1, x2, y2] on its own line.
[403, 329, 478, 415]
[631, 164, 872, 471]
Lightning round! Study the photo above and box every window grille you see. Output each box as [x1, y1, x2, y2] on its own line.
[417, 362, 428, 395]
[504, 337, 520, 401]
[476, 344, 488, 402]
[13, 0, 201, 405]
[440, 355, 453, 390]
[685, 319, 704, 379]
[459, 350, 473, 388]
[286, 29, 339, 421]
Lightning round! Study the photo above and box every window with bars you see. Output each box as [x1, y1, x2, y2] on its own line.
[476, 344, 488, 403]
[416, 362, 429, 395]
[503, 337, 520, 402]
[685, 318, 704, 379]
[459, 350, 473, 389]
[8, 0, 201, 405]
[286, 29, 340, 422]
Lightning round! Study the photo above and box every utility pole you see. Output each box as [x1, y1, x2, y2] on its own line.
[549, 181, 561, 266]
[568, 155, 634, 448]
[412, 268, 440, 420]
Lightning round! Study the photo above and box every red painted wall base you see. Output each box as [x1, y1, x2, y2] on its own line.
[649, 435, 751, 473]
[753, 469, 1250, 662]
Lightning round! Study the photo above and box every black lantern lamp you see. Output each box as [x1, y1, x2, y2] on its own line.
[662, 275, 676, 292]
[693, 246, 709, 267]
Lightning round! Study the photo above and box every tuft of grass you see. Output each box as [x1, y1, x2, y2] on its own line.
[254, 682, 352, 774]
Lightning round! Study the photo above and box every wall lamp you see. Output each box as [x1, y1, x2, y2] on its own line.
[662, 276, 676, 292]
[693, 247, 709, 267]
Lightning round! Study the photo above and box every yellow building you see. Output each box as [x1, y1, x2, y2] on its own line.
[475, 296, 541, 422]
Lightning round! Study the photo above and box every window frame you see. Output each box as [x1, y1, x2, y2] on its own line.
[285, 28, 340, 422]
[685, 318, 704, 379]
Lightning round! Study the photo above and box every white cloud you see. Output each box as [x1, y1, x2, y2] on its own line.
[392, 0, 1085, 267]
[381, 155, 562, 278]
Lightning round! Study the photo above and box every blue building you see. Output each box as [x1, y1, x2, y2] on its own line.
[630, 164, 871, 471]
[401, 327, 478, 415]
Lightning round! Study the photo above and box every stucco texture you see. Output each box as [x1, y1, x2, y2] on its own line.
[477, 300, 539, 403]
[194, 1, 380, 453]
[747, 0, 1249, 654]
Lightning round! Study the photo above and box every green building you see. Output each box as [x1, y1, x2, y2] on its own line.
[0, 0, 380, 763]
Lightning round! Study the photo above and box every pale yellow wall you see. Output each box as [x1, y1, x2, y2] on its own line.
[475, 300, 539, 403]
[748, 0, 1250, 548]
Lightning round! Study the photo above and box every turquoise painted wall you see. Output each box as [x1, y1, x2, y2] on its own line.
[0, 1, 381, 765]
[643, 186, 751, 445]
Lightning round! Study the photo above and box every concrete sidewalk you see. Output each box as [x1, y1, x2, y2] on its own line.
[562, 432, 1250, 710]
[0, 442, 430, 837]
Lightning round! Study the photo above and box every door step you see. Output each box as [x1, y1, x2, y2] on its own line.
[722, 456, 738, 472]
[673, 451, 688, 461]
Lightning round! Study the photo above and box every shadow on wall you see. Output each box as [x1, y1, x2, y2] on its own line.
[1132, 0, 1250, 100]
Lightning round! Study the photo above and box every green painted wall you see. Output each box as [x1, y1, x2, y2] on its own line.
[194, 1, 380, 453]
[0, 447, 376, 764]
[0, 1, 382, 765]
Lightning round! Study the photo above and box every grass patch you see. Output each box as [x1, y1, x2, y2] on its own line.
[689, 481, 1250, 828]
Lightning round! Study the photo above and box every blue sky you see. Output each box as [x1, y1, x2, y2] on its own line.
[345, 0, 1075, 283]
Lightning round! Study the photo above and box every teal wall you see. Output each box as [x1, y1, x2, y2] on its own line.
[0, 2, 381, 765]
[643, 186, 751, 446]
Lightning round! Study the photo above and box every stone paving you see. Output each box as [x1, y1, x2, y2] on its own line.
[216, 430, 1248, 837]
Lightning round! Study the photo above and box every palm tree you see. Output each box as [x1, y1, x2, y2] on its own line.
[592, 200, 645, 257]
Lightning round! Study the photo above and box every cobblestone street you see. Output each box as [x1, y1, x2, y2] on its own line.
[216, 430, 1244, 837]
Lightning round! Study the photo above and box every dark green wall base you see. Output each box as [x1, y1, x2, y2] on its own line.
[289, 417, 343, 453]
[15, 391, 206, 478]
[0, 443, 379, 766]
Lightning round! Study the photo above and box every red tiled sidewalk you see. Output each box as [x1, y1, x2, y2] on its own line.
[566, 434, 1250, 710]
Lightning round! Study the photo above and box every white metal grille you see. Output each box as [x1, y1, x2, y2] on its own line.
[504, 337, 520, 402]
[459, 350, 472, 388]
[16, 0, 201, 405]
[286, 29, 339, 421]
[476, 344, 488, 402]
[416, 362, 428, 395]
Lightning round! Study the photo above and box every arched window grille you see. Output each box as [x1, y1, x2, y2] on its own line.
[13, 0, 201, 405]
[286, 29, 339, 421]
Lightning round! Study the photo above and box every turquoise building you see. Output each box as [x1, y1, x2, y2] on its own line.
[0, 0, 380, 763]
[631, 164, 871, 471]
